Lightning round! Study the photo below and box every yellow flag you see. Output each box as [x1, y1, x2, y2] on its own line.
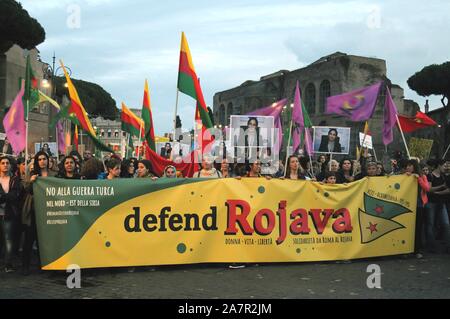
[364, 121, 369, 135]
[37, 90, 60, 110]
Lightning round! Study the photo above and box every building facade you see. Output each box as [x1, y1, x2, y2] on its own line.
[0, 45, 56, 154]
[410, 102, 450, 159]
[88, 114, 143, 157]
[213, 52, 419, 161]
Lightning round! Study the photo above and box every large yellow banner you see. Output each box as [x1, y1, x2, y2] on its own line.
[34, 176, 417, 270]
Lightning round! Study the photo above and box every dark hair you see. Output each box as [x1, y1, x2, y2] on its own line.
[0, 155, 10, 163]
[328, 128, 338, 136]
[426, 159, 445, 169]
[58, 156, 77, 175]
[17, 157, 26, 165]
[69, 150, 83, 164]
[81, 158, 104, 180]
[0, 156, 12, 176]
[399, 158, 409, 170]
[325, 171, 337, 179]
[406, 159, 420, 175]
[137, 159, 155, 176]
[366, 161, 378, 169]
[120, 159, 135, 178]
[376, 161, 386, 176]
[298, 156, 310, 171]
[286, 155, 303, 179]
[247, 117, 258, 127]
[234, 163, 248, 177]
[106, 158, 121, 171]
[339, 157, 354, 175]
[33, 151, 50, 176]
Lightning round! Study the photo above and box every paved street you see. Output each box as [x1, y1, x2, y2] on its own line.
[1, 251, 450, 299]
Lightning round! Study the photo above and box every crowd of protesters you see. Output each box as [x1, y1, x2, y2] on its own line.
[0, 146, 449, 274]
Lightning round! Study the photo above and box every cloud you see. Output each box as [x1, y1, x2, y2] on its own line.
[22, 0, 450, 134]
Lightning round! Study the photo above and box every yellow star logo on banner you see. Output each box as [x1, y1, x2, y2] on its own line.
[358, 209, 405, 244]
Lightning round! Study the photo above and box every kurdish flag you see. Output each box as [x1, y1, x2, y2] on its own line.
[121, 102, 144, 138]
[177, 32, 213, 130]
[59, 60, 113, 153]
[142, 80, 156, 151]
[326, 82, 382, 121]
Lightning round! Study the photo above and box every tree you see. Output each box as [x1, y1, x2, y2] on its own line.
[54, 76, 119, 120]
[407, 62, 450, 109]
[0, 0, 46, 53]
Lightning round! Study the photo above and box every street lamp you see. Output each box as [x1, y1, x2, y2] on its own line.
[42, 53, 72, 156]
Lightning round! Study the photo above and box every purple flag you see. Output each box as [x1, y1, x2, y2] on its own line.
[383, 87, 398, 145]
[248, 98, 287, 153]
[3, 84, 26, 154]
[326, 82, 382, 121]
[292, 81, 303, 152]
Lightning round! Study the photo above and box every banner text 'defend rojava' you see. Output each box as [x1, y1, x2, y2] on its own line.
[34, 176, 417, 270]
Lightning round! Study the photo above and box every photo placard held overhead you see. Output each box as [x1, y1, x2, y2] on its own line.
[313, 126, 351, 155]
[229, 115, 275, 162]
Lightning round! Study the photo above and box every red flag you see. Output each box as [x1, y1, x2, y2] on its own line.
[398, 111, 437, 133]
[144, 144, 199, 177]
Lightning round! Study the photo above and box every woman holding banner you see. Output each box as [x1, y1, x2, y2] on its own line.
[283, 156, 305, 180]
[337, 158, 354, 183]
[425, 159, 450, 252]
[0, 156, 22, 273]
[136, 160, 158, 180]
[404, 159, 429, 258]
[56, 156, 81, 180]
[106, 158, 122, 180]
[22, 151, 56, 275]
[193, 156, 222, 178]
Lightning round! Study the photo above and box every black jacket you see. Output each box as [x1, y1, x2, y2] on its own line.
[0, 176, 22, 220]
[318, 135, 342, 153]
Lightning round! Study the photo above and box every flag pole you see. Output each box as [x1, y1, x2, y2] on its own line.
[55, 123, 59, 158]
[373, 146, 378, 162]
[361, 121, 368, 151]
[25, 99, 30, 177]
[137, 120, 143, 160]
[304, 128, 315, 178]
[284, 115, 293, 178]
[396, 114, 411, 159]
[443, 143, 450, 159]
[127, 133, 131, 159]
[120, 132, 125, 158]
[173, 90, 179, 142]
[329, 153, 333, 171]
[353, 146, 360, 177]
